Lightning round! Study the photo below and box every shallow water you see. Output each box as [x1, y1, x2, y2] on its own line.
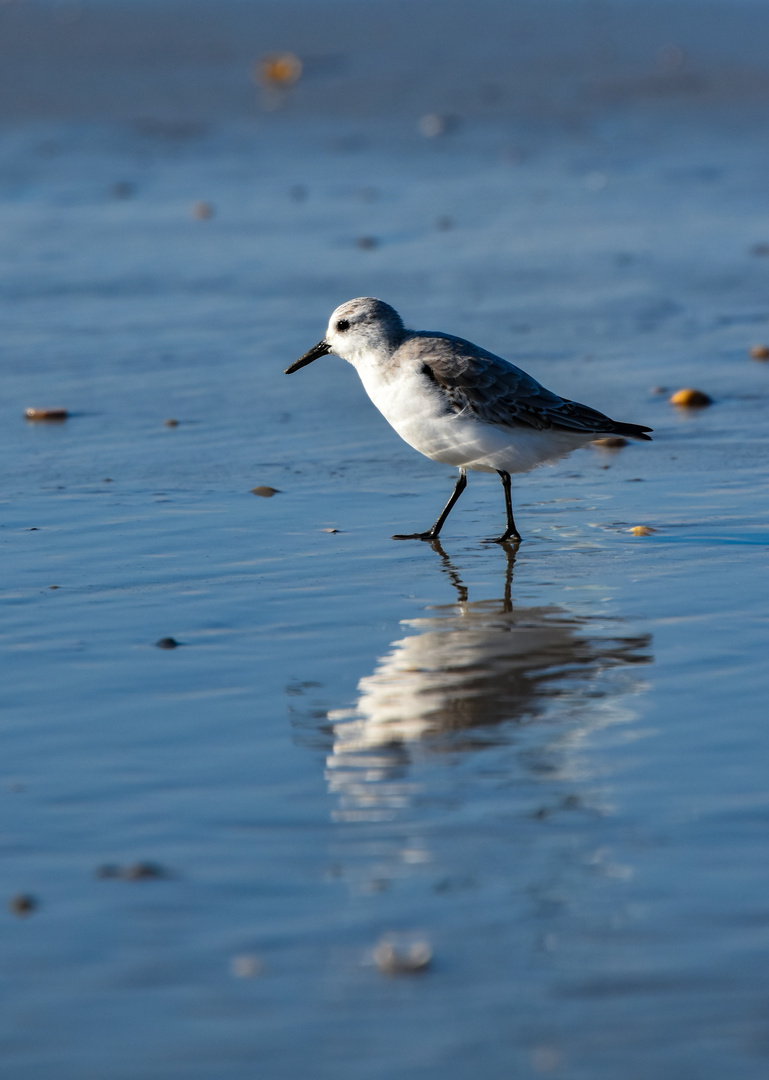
[2, 2, 769, 1077]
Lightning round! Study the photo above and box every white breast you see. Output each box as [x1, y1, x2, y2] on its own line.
[352, 357, 591, 475]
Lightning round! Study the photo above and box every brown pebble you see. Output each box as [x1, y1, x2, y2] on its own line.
[255, 52, 303, 87]
[24, 408, 68, 422]
[592, 436, 628, 448]
[155, 637, 180, 649]
[164, 418, 179, 427]
[630, 525, 658, 536]
[373, 939, 432, 975]
[251, 486, 280, 497]
[670, 388, 712, 407]
[121, 862, 166, 880]
[749, 344, 769, 360]
[192, 201, 214, 220]
[9, 894, 37, 917]
[356, 236, 377, 250]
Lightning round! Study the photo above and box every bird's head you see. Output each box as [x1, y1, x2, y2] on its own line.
[285, 297, 405, 373]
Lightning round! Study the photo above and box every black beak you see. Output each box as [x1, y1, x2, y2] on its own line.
[285, 339, 331, 374]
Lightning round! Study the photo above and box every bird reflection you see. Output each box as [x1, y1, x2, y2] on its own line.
[325, 543, 651, 823]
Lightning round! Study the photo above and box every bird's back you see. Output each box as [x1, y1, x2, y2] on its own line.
[392, 332, 652, 440]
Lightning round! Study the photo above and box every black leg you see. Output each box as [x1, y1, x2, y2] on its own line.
[393, 469, 467, 541]
[484, 470, 521, 544]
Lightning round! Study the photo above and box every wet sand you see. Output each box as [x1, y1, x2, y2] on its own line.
[2, 1, 769, 1077]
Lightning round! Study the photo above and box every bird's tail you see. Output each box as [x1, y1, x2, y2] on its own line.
[606, 421, 653, 441]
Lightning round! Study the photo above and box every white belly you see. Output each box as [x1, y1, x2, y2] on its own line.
[355, 361, 591, 475]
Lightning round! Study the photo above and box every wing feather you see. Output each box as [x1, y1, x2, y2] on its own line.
[394, 333, 652, 440]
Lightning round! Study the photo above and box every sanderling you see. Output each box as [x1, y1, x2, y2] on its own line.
[286, 298, 652, 542]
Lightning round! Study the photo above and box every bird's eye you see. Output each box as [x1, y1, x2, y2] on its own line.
[336, 319, 350, 332]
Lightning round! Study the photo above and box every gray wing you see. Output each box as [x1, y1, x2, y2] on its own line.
[395, 333, 652, 439]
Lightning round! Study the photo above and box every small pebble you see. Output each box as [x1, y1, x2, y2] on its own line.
[192, 201, 214, 220]
[251, 486, 280, 497]
[592, 436, 628, 448]
[24, 408, 68, 422]
[155, 637, 180, 649]
[164, 418, 179, 427]
[365, 878, 389, 893]
[321, 528, 339, 534]
[373, 938, 432, 975]
[110, 181, 136, 200]
[121, 861, 166, 880]
[669, 388, 712, 407]
[749, 344, 769, 360]
[630, 526, 657, 536]
[356, 236, 377, 250]
[255, 52, 303, 87]
[418, 113, 456, 138]
[96, 862, 167, 880]
[9, 894, 37, 917]
[231, 954, 262, 978]
[435, 215, 453, 231]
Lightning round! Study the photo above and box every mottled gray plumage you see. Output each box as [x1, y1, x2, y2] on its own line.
[394, 333, 652, 440]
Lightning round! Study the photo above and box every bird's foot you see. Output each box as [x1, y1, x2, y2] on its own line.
[392, 530, 439, 541]
[483, 531, 522, 545]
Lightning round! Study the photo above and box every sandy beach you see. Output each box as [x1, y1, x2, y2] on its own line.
[2, 1, 769, 1077]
